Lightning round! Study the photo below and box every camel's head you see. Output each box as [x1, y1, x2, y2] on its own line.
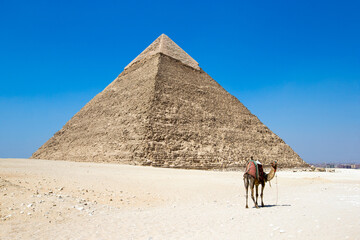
[271, 161, 278, 172]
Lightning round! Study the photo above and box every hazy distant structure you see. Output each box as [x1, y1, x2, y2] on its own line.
[31, 34, 307, 169]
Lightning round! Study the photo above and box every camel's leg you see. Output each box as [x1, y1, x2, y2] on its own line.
[260, 182, 265, 207]
[250, 178, 258, 208]
[255, 184, 259, 207]
[244, 175, 249, 208]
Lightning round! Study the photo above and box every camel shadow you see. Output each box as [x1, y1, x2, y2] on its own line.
[257, 204, 291, 208]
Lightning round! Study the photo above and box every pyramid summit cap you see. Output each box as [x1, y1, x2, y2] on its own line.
[125, 34, 200, 70]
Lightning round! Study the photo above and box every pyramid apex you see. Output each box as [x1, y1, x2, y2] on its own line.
[125, 34, 200, 70]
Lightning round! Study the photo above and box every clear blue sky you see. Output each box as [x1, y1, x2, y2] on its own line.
[0, 0, 359, 164]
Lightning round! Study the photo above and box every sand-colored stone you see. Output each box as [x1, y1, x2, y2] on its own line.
[31, 34, 307, 169]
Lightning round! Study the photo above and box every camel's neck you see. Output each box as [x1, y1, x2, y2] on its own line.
[265, 167, 276, 182]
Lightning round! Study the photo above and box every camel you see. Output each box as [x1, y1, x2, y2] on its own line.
[243, 159, 277, 208]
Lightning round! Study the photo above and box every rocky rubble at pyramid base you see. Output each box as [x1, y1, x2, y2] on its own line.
[32, 154, 308, 170]
[143, 161, 308, 170]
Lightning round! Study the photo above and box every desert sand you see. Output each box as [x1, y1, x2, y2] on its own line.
[1, 158, 359, 239]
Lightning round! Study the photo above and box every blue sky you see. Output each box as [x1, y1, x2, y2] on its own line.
[0, 0, 359, 163]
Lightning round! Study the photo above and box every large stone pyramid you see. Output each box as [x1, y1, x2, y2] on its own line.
[31, 34, 308, 169]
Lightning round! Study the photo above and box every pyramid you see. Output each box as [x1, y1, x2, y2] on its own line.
[31, 34, 308, 169]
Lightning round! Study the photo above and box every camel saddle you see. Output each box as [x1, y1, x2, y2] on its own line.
[244, 160, 264, 182]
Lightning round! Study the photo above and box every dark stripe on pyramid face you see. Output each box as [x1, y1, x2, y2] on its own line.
[31, 34, 308, 169]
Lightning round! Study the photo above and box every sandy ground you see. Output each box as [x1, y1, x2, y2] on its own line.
[0, 158, 359, 240]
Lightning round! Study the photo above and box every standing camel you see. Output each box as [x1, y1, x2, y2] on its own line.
[243, 159, 277, 208]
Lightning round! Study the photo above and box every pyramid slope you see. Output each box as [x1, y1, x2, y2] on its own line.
[31, 55, 160, 163]
[143, 54, 306, 168]
[125, 34, 199, 70]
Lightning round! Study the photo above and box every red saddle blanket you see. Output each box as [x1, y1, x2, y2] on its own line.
[245, 160, 264, 181]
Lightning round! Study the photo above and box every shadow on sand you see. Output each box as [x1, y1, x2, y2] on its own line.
[258, 204, 291, 208]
